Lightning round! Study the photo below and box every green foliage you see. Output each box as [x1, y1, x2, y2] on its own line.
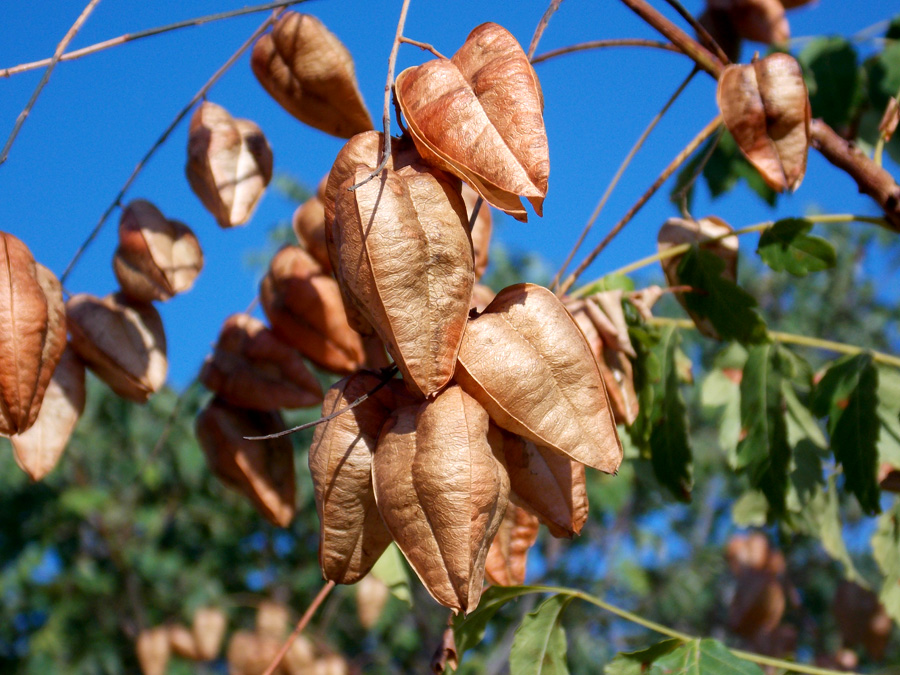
[757, 219, 837, 277]
[510, 595, 573, 675]
[605, 639, 681, 675]
[799, 37, 861, 129]
[648, 639, 763, 675]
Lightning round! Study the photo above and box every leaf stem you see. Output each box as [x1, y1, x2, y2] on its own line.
[551, 67, 697, 290]
[531, 39, 681, 64]
[0, 0, 103, 167]
[528, 0, 565, 61]
[59, 8, 283, 286]
[520, 586, 861, 675]
[348, 0, 412, 192]
[261, 580, 336, 675]
[649, 317, 900, 369]
[557, 114, 722, 296]
[0, 1, 312, 79]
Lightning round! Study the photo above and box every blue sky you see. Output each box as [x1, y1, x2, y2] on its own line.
[1, 0, 898, 388]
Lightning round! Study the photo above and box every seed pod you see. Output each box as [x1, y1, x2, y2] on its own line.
[396, 23, 549, 221]
[114, 200, 203, 302]
[168, 624, 201, 660]
[501, 432, 588, 538]
[195, 399, 295, 527]
[250, 12, 373, 138]
[372, 386, 509, 613]
[309, 372, 407, 584]
[334, 163, 474, 397]
[256, 600, 290, 638]
[260, 246, 365, 375]
[200, 313, 323, 410]
[283, 635, 316, 675]
[11, 346, 86, 481]
[292, 195, 332, 274]
[67, 293, 167, 403]
[314, 654, 349, 675]
[456, 283, 622, 473]
[192, 607, 227, 661]
[470, 284, 496, 313]
[136, 627, 171, 675]
[186, 101, 273, 228]
[717, 53, 810, 192]
[484, 502, 540, 586]
[356, 574, 390, 629]
[658, 216, 738, 340]
[0, 234, 66, 436]
[833, 581, 892, 660]
[226, 630, 281, 675]
[462, 183, 493, 281]
[706, 0, 789, 44]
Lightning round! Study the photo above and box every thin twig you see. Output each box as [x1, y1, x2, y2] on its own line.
[528, 0, 565, 60]
[348, 0, 412, 192]
[468, 196, 484, 232]
[557, 114, 722, 296]
[0, 0, 103, 166]
[659, 0, 730, 65]
[261, 580, 337, 675]
[650, 317, 900, 369]
[0, 1, 311, 78]
[59, 9, 283, 286]
[531, 39, 680, 65]
[675, 124, 723, 219]
[551, 67, 697, 290]
[398, 36, 447, 60]
[244, 365, 399, 440]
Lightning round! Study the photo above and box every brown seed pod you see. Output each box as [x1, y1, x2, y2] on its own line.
[195, 398, 295, 527]
[373, 386, 509, 613]
[114, 200, 203, 302]
[658, 216, 738, 340]
[11, 346, 86, 482]
[186, 101, 273, 228]
[260, 246, 365, 375]
[456, 283, 622, 473]
[192, 607, 227, 661]
[200, 313, 323, 410]
[66, 293, 167, 403]
[717, 53, 810, 192]
[356, 573, 390, 629]
[309, 372, 408, 585]
[462, 183, 493, 281]
[334, 163, 474, 397]
[250, 12, 373, 138]
[833, 581, 892, 660]
[706, 0, 789, 44]
[484, 501, 540, 586]
[501, 431, 588, 538]
[283, 635, 316, 675]
[314, 654, 350, 675]
[0, 234, 66, 436]
[396, 23, 549, 222]
[168, 624, 201, 660]
[256, 599, 290, 639]
[226, 630, 281, 675]
[470, 283, 496, 313]
[292, 195, 332, 275]
[136, 627, 171, 675]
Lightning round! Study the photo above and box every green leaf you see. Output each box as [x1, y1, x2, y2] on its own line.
[371, 543, 412, 605]
[812, 476, 865, 584]
[580, 273, 635, 297]
[605, 639, 682, 675]
[737, 344, 792, 516]
[732, 491, 768, 527]
[454, 585, 538, 656]
[873, 502, 900, 622]
[649, 639, 763, 675]
[677, 248, 767, 345]
[757, 219, 837, 277]
[866, 41, 900, 110]
[510, 594, 573, 675]
[798, 37, 861, 128]
[629, 324, 662, 452]
[877, 365, 900, 467]
[701, 369, 742, 463]
[703, 131, 777, 205]
[650, 326, 693, 501]
[812, 354, 881, 515]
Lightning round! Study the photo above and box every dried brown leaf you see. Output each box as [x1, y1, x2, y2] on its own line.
[372, 386, 509, 613]
[186, 101, 273, 228]
[66, 293, 167, 403]
[200, 313, 323, 410]
[114, 199, 203, 302]
[717, 53, 810, 192]
[12, 346, 85, 481]
[309, 372, 405, 584]
[484, 501, 539, 586]
[879, 97, 899, 143]
[260, 246, 365, 375]
[192, 607, 227, 661]
[456, 283, 623, 473]
[250, 12, 373, 138]
[334, 164, 474, 397]
[658, 216, 738, 339]
[195, 398, 295, 527]
[292, 195, 332, 274]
